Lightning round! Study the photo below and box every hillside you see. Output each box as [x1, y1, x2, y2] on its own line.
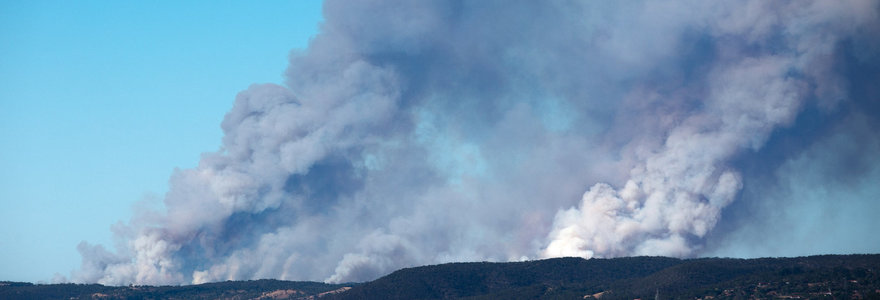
[0, 279, 352, 300]
[329, 255, 880, 300]
[329, 256, 682, 299]
[3, 255, 879, 299]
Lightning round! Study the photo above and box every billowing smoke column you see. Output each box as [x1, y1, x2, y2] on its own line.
[74, 0, 880, 285]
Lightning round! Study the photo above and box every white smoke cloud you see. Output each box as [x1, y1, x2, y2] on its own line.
[73, 0, 879, 285]
[544, 0, 877, 259]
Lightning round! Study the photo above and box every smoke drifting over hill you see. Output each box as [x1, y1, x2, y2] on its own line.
[74, 0, 880, 285]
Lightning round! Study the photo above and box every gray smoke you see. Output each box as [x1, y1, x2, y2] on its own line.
[73, 0, 880, 285]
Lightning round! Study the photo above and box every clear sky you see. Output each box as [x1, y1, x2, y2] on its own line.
[0, 1, 323, 283]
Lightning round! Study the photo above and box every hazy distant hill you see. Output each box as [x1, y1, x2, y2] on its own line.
[0, 279, 352, 300]
[3, 255, 879, 299]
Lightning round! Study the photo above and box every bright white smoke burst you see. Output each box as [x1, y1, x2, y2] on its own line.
[73, 0, 880, 285]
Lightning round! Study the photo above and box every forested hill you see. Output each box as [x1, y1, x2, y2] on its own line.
[3, 255, 880, 299]
[329, 255, 880, 300]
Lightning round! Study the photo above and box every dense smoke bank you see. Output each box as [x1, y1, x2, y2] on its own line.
[73, 0, 880, 285]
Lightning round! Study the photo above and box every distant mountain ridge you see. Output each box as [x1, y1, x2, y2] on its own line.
[0, 279, 352, 300]
[3, 254, 879, 299]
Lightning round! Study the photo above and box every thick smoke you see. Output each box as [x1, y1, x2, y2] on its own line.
[545, 1, 880, 259]
[74, 0, 879, 285]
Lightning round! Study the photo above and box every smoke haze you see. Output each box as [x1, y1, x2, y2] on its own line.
[73, 0, 880, 285]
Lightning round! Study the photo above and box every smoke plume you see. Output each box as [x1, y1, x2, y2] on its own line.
[74, 0, 880, 285]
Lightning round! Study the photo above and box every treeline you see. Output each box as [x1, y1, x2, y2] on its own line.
[3, 255, 880, 299]
[329, 254, 880, 300]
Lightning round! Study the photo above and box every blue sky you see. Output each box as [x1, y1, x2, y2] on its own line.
[0, 1, 323, 283]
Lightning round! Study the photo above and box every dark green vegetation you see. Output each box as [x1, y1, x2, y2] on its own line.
[331, 255, 880, 300]
[3, 255, 879, 299]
